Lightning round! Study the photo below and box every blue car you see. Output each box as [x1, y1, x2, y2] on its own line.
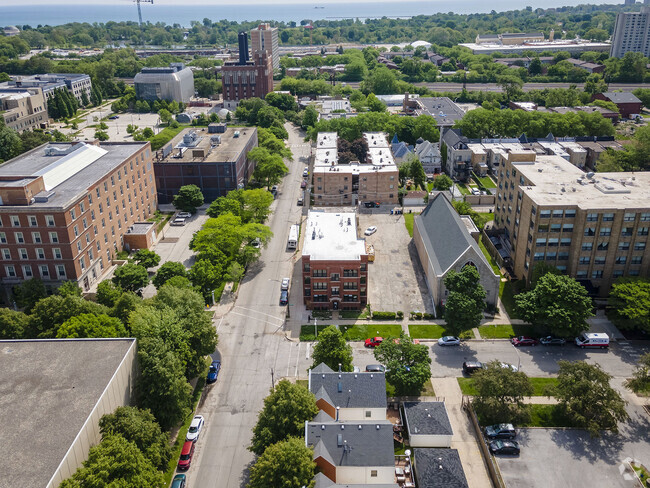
[171, 474, 186, 488]
[207, 360, 221, 383]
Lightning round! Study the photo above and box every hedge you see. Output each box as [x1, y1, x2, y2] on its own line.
[372, 311, 397, 320]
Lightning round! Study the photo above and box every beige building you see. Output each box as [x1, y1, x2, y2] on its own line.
[0, 87, 48, 133]
[250, 23, 279, 70]
[494, 153, 650, 296]
[0, 339, 137, 488]
[313, 132, 399, 206]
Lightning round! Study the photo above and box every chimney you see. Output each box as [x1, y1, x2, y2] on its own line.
[336, 406, 340, 421]
[338, 363, 342, 372]
[238, 32, 249, 65]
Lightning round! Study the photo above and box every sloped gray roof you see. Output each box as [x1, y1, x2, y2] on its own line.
[442, 128, 468, 149]
[309, 364, 387, 409]
[314, 473, 399, 488]
[415, 140, 441, 158]
[413, 448, 469, 488]
[392, 142, 413, 158]
[602, 92, 642, 104]
[307, 420, 395, 467]
[414, 192, 487, 276]
[403, 401, 453, 436]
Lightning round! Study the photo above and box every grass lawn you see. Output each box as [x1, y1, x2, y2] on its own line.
[340, 324, 402, 341]
[404, 213, 415, 237]
[457, 184, 470, 195]
[386, 379, 435, 397]
[296, 379, 308, 388]
[459, 377, 558, 396]
[340, 306, 371, 319]
[523, 404, 577, 428]
[479, 239, 501, 274]
[149, 125, 188, 150]
[477, 323, 548, 339]
[500, 280, 523, 320]
[477, 175, 497, 188]
[299, 324, 333, 341]
[409, 323, 447, 339]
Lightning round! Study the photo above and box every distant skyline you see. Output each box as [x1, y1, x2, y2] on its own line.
[0, 0, 616, 4]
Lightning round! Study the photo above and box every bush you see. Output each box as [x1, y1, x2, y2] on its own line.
[410, 312, 423, 320]
[423, 312, 436, 320]
[372, 311, 396, 320]
[396, 311, 404, 320]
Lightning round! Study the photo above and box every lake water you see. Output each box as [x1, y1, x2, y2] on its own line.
[0, 1, 607, 28]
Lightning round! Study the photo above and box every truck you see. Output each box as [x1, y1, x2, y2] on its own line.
[287, 224, 299, 250]
[575, 332, 609, 349]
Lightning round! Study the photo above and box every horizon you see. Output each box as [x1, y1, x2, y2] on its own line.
[0, 0, 618, 5]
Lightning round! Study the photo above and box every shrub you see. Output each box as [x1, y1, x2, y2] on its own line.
[396, 311, 404, 320]
[372, 311, 396, 320]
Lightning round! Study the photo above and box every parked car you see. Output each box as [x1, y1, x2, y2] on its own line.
[206, 360, 221, 383]
[365, 337, 383, 348]
[186, 415, 205, 442]
[171, 474, 186, 488]
[489, 440, 520, 455]
[303, 167, 309, 177]
[177, 441, 195, 470]
[462, 361, 484, 375]
[364, 226, 378, 236]
[171, 217, 186, 226]
[279, 290, 288, 305]
[499, 362, 519, 372]
[300, 180, 307, 189]
[281, 278, 290, 291]
[108, 115, 119, 120]
[438, 336, 460, 346]
[364, 201, 380, 208]
[485, 423, 517, 439]
[178, 212, 192, 219]
[540, 335, 566, 346]
[365, 364, 386, 372]
[250, 238, 261, 248]
[575, 332, 609, 349]
[511, 336, 539, 347]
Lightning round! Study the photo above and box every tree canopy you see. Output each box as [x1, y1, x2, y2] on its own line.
[56, 313, 127, 338]
[373, 332, 432, 396]
[607, 278, 650, 334]
[112, 263, 150, 292]
[247, 437, 315, 488]
[152, 261, 188, 289]
[443, 266, 486, 336]
[133, 249, 161, 269]
[172, 184, 204, 213]
[311, 325, 354, 372]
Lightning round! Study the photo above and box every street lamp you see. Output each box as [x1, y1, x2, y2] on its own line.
[512, 344, 521, 372]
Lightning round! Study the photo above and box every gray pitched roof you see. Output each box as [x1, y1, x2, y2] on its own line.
[413, 448, 469, 488]
[441, 128, 468, 149]
[414, 192, 490, 276]
[314, 473, 399, 488]
[415, 140, 441, 158]
[309, 365, 387, 409]
[602, 92, 642, 104]
[307, 420, 395, 467]
[403, 401, 453, 436]
[392, 141, 413, 158]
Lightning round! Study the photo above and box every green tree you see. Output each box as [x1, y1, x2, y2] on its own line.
[241, 188, 275, 223]
[515, 274, 592, 337]
[99, 406, 172, 471]
[408, 156, 426, 189]
[310, 325, 354, 372]
[142, 127, 154, 138]
[59, 435, 165, 488]
[158, 108, 172, 126]
[374, 332, 432, 396]
[206, 196, 241, 219]
[13, 278, 47, 313]
[96, 280, 124, 307]
[497, 74, 524, 101]
[554, 361, 629, 437]
[366, 93, 387, 112]
[301, 105, 318, 129]
[112, 291, 141, 325]
[249, 147, 288, 189]
[443, 266, 486, 336]
[57, 280, 82, 297]
[56, 313, 127, 338]
[529, 262, 562, 289]
[247, 437, 315, 488]
[189, 259, 224, 301]
[432, 173, 453, 191]
[361, 66, 397, 94]
[0, 119, 23, 163]
[173, 184, 204, 213]
[0, 308, 29, 339]
[27, 295, 109, 338]
[133, 249, 161, 269]
[112, 263, 150, 292]
[471, 360, 534, 425]
[583, 73, 608, 95]
[250, 380, 319, 455]
[626, 353, 650, 395]
[608, 278, 650, 333]
[152, 261, 188, 289]
[94, 129, 109, 141]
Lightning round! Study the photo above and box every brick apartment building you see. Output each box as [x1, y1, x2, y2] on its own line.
[312, 132, 399, 206]
[302, 211, 368, 311]
[493, 153, 650, 296]
[0, 140, 157, 291]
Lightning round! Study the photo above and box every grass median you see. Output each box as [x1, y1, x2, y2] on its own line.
[458, 377, 558, 396]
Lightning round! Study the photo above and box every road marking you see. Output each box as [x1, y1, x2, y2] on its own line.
[286, 342, 293, 377]
[215, 315, 225, 332]
[294, 342, 301, 377]
[234, 305, 284, 323]
[306, 342, 311, 360]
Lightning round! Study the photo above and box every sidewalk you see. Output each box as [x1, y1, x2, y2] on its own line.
[431, 378, 492, 488]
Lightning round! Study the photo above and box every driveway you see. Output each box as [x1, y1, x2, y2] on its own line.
[359, 211, 432, 314]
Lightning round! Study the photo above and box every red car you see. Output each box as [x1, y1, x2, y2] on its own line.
[177, 441, 195, 470]
[365, 337, 383, 348]
[511, 336, 539, 347]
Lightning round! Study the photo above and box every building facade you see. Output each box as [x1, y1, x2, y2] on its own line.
[134, 63, 194, 103]
[8, 73, 92, 104]
[313, 132, 399, 206]
[250, 23, 279, 70]
[153, 127, 258, 204]
[493, 153, 650, 296]
[221, 50, 275, 109]
[0, 140, 157, 290]
[302, 211, 368, 311]
[610, 7, 650, 58]
[592, 92, 644, 119]
[0, 86, 48, 133]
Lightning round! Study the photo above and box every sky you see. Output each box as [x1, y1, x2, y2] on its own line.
[0, 0, 384, 4]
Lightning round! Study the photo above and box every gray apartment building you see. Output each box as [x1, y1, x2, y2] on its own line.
[610, 7, 650, 58]
[493, 152, 650, 296]
[134, 63, 194, 103]
[153, 127, 258, 204]
[8, 73, 93, 104]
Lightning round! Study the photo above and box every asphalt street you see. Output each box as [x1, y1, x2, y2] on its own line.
[189, 124, 313, 488]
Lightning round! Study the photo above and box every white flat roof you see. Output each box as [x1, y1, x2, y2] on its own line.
[302, 211, 366, 261]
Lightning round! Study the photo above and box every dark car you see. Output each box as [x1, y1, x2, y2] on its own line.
[540, 335, 566, 346]
[171, 474, 186, 488]
[300, 180, 307, 189]
[207, 360, 221, 383]
[511, 336, 539, 347]
[489, 440, 520, 455]
[108, 115, 119, 120]
[485, 423, 517, 439]
[280, 290, 288, 305]
[177, 441, 195, 470]
[364, 337, 383, 348]
[365, 364, 386, 372]
[364, 201, 380, 208]
[462, 361, 484, 375]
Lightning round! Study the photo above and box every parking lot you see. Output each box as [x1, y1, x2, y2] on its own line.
[358, 210, 432, 314]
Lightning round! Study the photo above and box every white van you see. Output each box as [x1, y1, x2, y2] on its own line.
[287, 224, 299, 250]
[575, 332, 609, 349]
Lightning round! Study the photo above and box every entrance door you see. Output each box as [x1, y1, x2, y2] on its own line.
[333, 301, 339, 310]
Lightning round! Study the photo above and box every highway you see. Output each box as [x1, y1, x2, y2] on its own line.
[342, 81, 649, 93]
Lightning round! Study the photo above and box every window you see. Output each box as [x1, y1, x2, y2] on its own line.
[602, 213, 614, 222]
[552, 210, 563, 218]
[53, 248, 62, 259]
[371, 470, 378, 478]
[39, 265, 50, 279]
[551, 224, 561, 233]
[0, 233, 6, 244]
[562, 224, 573, 233]
[585, 227, 596, 236]
[1, 249, 9, 260]
[15, 232, 24, 244]
[80, 202, 85, 213]
[365, 410, 372, 418]
[561, 238, 571, 247]
[546, 252, 557, 261]
[597, 242, 609, 251]
[28, 215, 37, 227]
[331, 287, 339, 296]
[70, 209, 76, 220]
[615, 256, 627, 265]
[79, 257, 86, 270]
[641, 213, 650, 221]
[5, 265, 16, 277]
[634, 242, 646, 251]
[56, 265, 66, 279]
[535, 238, 546, 247]
[49, 232, 58, 243]
[46, 215, 55, 227]
[613, 270, 624, 278]
[624, 212, 636, 221]
[600, 228, 611, 236]
[343, 282, 358, 290]
[638, 227, 649, 236]
[540, 210, 551, 219]
[622, 227, 634, 236]
[18, 248, 28, 260]
[82, 218, 87, 229]
[594, 256, 606, 265]
[586, 213, 598, 222]
[579, 256, 591, 265]
[77, 242, 82, 252]
[343, 269, 358, 277]
[22, 265, 32, 278]
[592, 270, 603, 279]
[558, 252, 569, 261]
[330, 273, 340, 282]
[548, 238, 559, 247]
[538, 224, 549, 233]
[36, 248, 45, 259]
[630, 269, 641, 276]
[565, 210, 576, 218]
[31, 232, 41, 244]
[631, 256, 643, 265]
[534, 252, 544, 261]
[312, 270, 327, 278]
[88, 193, 93, 205]
[556, 266, 567, 273]
[10, 216, 20, 227]
[577, 270, 588, 279]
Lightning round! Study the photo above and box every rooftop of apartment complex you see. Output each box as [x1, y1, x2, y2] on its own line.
[0, 141, 148, 209]
[314, 132, 397, 175]
[460, 39, 610, 54]
[155, 127, 256, 164]
[302, 211, 366, 261]
[509, 154, 650, 209]
[411, 97, 467, 126]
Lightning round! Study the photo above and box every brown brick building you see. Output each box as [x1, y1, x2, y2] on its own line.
[302, 211, 368, 311]
[0, 140, 157, 291]
[493, 153, 650, 296]
[221, 51, 274, 109]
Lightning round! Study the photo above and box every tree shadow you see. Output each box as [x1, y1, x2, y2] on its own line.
[239, 457, 256, 488]
[242, 259, 266, 283]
